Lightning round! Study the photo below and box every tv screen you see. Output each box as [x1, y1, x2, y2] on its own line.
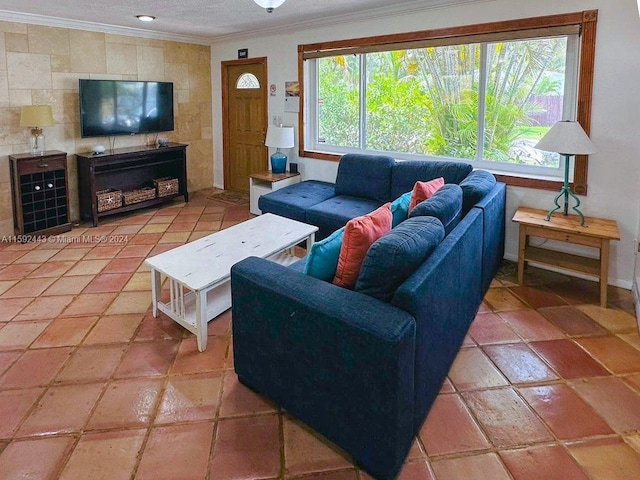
[79, 79, 174, 138]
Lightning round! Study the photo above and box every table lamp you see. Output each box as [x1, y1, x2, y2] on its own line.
[20, 105, 54, 155]
[265, 125, 294, 174]
[534, 120, 597, 227]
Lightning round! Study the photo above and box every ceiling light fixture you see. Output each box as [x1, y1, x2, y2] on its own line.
[136, 15, 156, 22]
[253, 0, 286, 13]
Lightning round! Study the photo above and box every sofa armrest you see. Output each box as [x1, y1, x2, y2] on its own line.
[231, 256, 416, 479]
[472, 182, 506, 292]
[393, 208, 484, 430]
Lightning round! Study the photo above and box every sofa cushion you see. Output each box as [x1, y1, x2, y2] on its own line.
[258, 180, 336, 223]
[355, 217, 445, 302]
[390, 191, 412, 227]
[391, 160, 473, 199]
[459, 170, 497, 215]
[335, 153, 395, 203]
[409, 184, 463, 236]
[306, 195, 383, 234]
[302, 227, 345, 282]
[409, 177, 444, 211]
[333, 203, 392, 289]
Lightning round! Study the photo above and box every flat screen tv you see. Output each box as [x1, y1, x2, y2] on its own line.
[79, 79, 174, 138]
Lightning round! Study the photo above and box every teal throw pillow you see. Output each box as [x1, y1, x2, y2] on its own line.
[390, 191, 412, 227]
[302, 227, 345, 282]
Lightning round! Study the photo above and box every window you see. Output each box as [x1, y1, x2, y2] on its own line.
[236, 73, 260, 89]
[300, 11, 598, 193]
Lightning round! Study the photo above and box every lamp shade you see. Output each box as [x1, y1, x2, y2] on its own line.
[265, 125, 294, 149]
[20, 105, 54, 127]
[534, 120, 597, 156]
[253, 0, 286, 9]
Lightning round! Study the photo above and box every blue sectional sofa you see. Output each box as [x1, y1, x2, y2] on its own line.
[231, 154, 506, 479]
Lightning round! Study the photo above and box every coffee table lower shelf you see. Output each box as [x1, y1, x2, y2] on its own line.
[150, 249, 303, 351]
[155, 281, 232, 337]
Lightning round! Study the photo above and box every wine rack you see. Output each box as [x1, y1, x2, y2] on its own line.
[9, 151, 72, 237]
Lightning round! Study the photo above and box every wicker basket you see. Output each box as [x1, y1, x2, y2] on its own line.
[154, 177, 179, 197]
[122, 187, 156, 205]
[96, 189, 122, 212]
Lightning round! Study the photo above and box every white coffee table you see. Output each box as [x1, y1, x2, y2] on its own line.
[144, 213, 317, 351]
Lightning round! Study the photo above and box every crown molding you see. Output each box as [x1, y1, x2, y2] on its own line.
[0, 9, 211, 45]
[0, 0, 492, 45]
[209, 0, 492, 42]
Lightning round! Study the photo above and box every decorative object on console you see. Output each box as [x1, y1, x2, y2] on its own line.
[92, 144, 106, 155]
[534, 120, 597, 227]
[20, 105, 54, 155]
[253, 0, 285, 13]
[265, 125, 294, 174]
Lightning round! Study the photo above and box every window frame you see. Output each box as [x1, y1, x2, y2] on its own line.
[297, 10, 598, 194]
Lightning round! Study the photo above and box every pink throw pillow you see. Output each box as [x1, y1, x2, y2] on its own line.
[409, 177, 445, 211]
[333, 203, 392, 289]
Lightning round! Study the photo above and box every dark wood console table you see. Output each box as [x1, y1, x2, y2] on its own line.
[76, 143, 188, 227]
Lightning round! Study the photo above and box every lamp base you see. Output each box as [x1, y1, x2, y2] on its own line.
[29, 128, 45, 155]
[546, 186, 586, 227]
[270, 150, 287, 174]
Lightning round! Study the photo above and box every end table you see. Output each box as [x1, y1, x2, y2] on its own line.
[249, 171, 301, 215]
[512, 207, 620, 308]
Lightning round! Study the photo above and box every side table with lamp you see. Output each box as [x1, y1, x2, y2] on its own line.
[513, 120, 620, 307]
[251, 125, 300, 215]
[9, 105, 71, 239]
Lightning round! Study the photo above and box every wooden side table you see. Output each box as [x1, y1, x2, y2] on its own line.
[249, 171, 301, 215]
[512, 207, 620, 308]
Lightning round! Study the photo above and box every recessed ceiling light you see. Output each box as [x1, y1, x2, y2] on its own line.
[136, 15, 156, 22]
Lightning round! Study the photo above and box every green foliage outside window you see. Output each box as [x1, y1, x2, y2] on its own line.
[317, 37, 568, 168]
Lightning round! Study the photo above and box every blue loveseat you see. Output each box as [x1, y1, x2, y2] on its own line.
[231, 154, 506, 479]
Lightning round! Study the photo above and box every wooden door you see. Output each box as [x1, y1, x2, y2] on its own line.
[222, 58, 268, 192]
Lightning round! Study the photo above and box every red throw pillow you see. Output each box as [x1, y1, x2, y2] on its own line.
[333, 203, 392, 289]
[409, 177, 445, 211]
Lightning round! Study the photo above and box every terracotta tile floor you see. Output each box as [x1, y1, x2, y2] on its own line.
[1, 188, 640, 479]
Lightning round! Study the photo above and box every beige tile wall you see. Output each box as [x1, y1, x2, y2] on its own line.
[0, 22, 213, 237]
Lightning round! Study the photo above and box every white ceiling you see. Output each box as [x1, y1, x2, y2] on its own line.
[0, 0, 476, 43]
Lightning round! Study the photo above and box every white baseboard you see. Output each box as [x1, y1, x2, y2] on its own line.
[634, 280, 640, 329]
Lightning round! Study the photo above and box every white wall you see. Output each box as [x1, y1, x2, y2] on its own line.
[211, 0, 640, 289]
